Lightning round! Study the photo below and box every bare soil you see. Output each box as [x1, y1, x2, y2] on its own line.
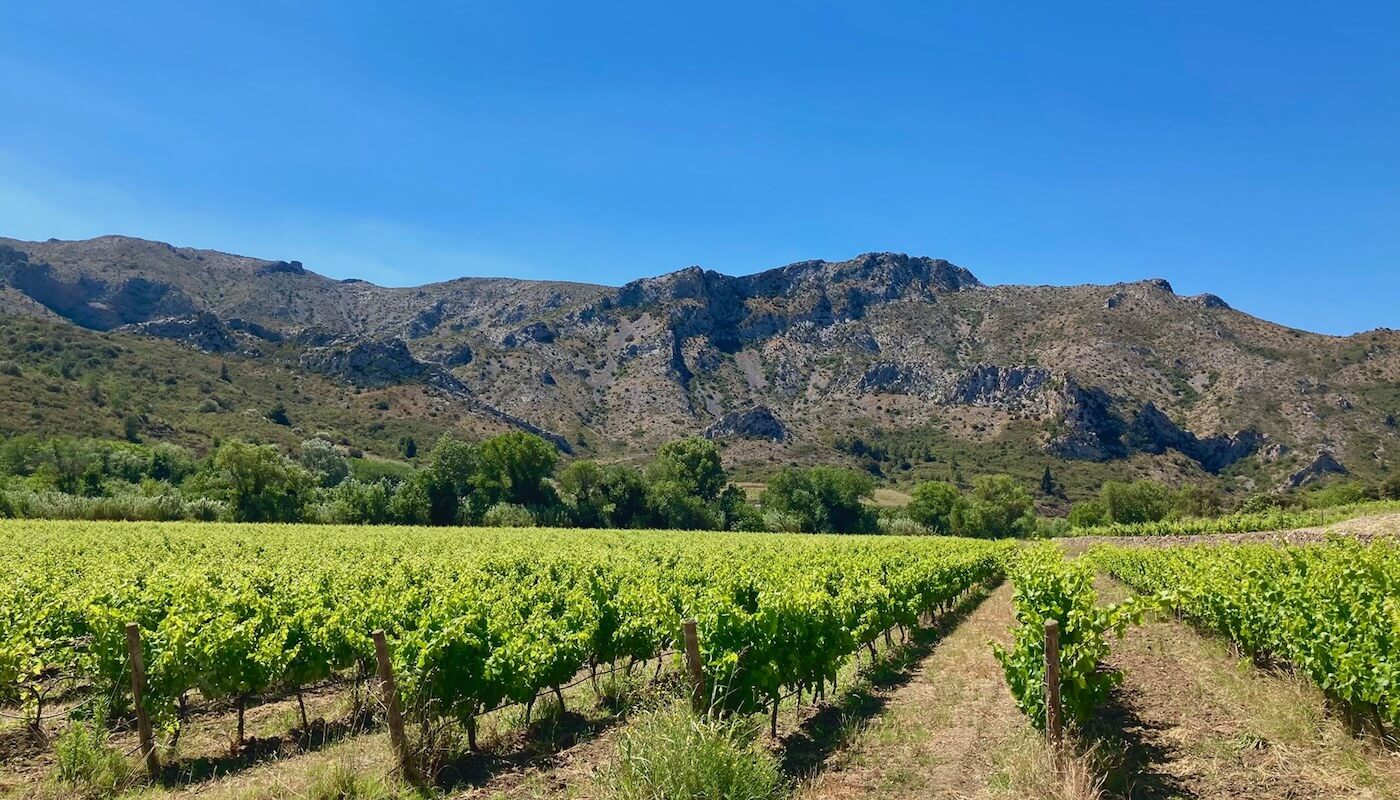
[794, 581, 1062, 800]
[1092, 578, 1400, 800]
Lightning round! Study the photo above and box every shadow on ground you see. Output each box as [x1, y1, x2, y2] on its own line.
[1085, 684, 1197, 800]
[776, 580, 1001, 781]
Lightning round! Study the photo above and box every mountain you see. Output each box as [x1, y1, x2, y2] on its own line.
[3, 234, 1398, 500]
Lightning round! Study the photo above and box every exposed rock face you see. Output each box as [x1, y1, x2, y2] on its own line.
[1047, 379, 1128, 461]
[299, 338, 432, 387]
[1126, 403, 1260, 473]
[612, 252, 980, 353]
[1284, 449, 1349, 488]
[7, 233, 1400, 488]
[946, 364, 1052, 410]
[501, 321, 555, 347]
[226, 317, 284, 342]
[857, 362, 939, 396]
[704, 406, 787, 442]
[116, 312, 240, 354]
[440, 343, 474, 366]
[1194, 293, 1231, 310]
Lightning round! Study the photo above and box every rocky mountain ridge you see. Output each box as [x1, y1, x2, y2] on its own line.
[3, 234, 1398, 495]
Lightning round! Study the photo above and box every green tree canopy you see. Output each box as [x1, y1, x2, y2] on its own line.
[764, 466, 877, 534]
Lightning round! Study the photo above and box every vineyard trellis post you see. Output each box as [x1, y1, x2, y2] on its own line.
[371, 630, 416, 782]
[124, 622, 160, 779]
[1044, 619, 1062, 748]
[682, 618, 705, 712]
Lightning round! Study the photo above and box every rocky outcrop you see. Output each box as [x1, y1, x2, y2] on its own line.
[299, 338, 433, 387]
[857, 362, 940, 396]
[1283, 449, 1349, 488]
[226, 317, 284, 342]
[704, 406, 787, 442]
[117, 312, 240, 353]
[946, 364, 1052, 410]
[501, 321, 556, 347]
[1126, 403, 1260, 473]
[1046, 379, 1128, 461]
[1193, 293, 1230, 310]
[1, 253, 195, 330]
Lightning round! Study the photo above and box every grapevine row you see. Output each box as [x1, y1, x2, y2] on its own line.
[1089, 538, 1400, 732]
[0, 520, 1009, 746]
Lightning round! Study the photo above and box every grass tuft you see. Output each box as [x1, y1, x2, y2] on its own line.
[604, 701, 784, 800]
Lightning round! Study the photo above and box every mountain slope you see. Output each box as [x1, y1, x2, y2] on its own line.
[3, 234, 1397, 498]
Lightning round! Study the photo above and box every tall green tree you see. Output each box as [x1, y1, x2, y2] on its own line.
[960, 474, 1036, 538]
[206, 441, 314, 522]
[906, 481, 965, 534]
[764, 466, 877, 533]
[473, 431, 559, 509]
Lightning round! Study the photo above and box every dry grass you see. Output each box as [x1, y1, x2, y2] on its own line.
[794, 581, 1108, 800]
[1093, 575, 1400, 800]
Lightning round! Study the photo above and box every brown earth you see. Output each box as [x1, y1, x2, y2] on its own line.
[1092, 578, 1400, 800]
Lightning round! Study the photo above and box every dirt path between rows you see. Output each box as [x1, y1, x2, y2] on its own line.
[1094, 578, 1400, 800]
[795, 581, 1050, 800]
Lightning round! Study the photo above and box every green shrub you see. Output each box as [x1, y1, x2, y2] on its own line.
[1067, 499, 1107, 528]
[960, 474, 1036, 538]
[482, 502, 536, 528]
[605, 702, 783, 800]
[1100, 479, 1171, 524]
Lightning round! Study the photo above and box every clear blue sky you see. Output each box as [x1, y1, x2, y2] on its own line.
[2, 2, 1396, 335]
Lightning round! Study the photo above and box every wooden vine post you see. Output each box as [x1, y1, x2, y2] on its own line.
[124, 622, 160, 779]
[1044, 619, 1063, 748]
[371, 630, 416, 782]
[682, 619, 705, 712]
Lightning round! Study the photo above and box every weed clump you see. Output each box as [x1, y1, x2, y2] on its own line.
[604, 701, 783, 800]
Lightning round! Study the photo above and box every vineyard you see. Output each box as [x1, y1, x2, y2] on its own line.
[1090, 538, 1400, 731]
[3, 519, 1399, 799]
[0, 521, 1007, 784]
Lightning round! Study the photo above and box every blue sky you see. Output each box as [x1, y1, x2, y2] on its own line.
[1, 2, 1396, 335]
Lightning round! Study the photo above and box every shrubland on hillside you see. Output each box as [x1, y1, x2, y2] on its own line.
[3, 234, 1399, 497]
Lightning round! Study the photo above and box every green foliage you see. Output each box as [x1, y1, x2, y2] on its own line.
[299, 438, 350, 488]
[558, 460, 648, 528]
[762, 466, 877, 533]
[993, 545, 1143, 728]
[481, 501, 536, 527]
[647, 437, 726, 501]
[960, 474, 1036, 538]
[1066, 499, 1107, 528]
[420, 435, 479, 524]
[1302, 480, 1377, 509]
[906, 481, 964, 534]
[0, 520, 1008, 756]
[605, 702, 784, 800]
[1091, 538, 1400, 729]
[1381, 472, 1400, 501]
[1064, 498, 1400, 537]
[202, 441, 316, 522]
[1099, 479, 1172, 525]
[473, 430, 558, 509]
[51, 699, 135, 798]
